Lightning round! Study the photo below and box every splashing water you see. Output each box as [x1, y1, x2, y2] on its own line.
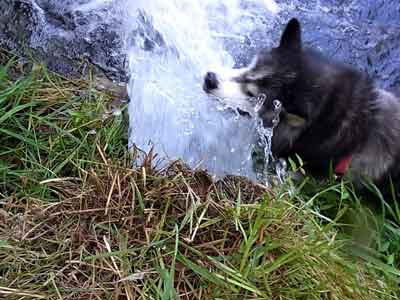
[275, 158, 288, 184]
[254, 95, 283, 184]
[126, 0, 280, 179]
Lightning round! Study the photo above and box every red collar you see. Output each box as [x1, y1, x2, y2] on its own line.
[334, 154, 353, 175]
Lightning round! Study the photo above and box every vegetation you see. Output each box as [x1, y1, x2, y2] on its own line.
[0, 50, 399, 299]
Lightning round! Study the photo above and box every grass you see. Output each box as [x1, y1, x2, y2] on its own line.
[0, 49, 399, 299]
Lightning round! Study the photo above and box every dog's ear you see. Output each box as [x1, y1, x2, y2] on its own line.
[279, 18, 301, 51]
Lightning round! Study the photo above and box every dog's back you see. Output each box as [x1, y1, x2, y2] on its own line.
[350, 89, 400, 184]
[284, 51, 400, 185]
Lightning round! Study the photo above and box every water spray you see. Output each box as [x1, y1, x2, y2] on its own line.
[254, 94, 285, 184]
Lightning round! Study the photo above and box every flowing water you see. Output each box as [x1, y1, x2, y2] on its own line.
[254, 95, 282, 184]
[126, 0, 281, 179]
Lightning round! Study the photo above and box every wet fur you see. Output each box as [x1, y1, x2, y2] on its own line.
[204, 18, 400, 186]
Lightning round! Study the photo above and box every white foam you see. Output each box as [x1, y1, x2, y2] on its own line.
[126, 0, 280, 178]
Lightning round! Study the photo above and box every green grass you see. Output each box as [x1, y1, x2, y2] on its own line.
[0, 51, 399, 299]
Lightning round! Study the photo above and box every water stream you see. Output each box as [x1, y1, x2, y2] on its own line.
[126, 0, 280, 179]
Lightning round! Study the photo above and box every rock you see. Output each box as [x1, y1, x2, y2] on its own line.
[228, 0, 400, 91]
[93, 75, 128, 100]
[0, 0, 128, 83]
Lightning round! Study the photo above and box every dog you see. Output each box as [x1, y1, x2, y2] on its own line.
[203, 18, 400, 187]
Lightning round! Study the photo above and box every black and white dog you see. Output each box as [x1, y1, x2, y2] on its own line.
[203, 18, 400, 187]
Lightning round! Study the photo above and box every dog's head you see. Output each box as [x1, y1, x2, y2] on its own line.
[203, 18, 307, 130]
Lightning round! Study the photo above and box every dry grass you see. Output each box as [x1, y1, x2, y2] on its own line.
[2, 156, 394, 299]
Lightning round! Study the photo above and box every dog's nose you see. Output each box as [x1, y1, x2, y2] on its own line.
[203, 72, 219, 92]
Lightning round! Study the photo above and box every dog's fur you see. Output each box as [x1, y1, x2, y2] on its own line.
[203, 18, 400, 186]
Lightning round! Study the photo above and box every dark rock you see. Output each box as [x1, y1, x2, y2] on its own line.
[228, 0, 400, 91]
[0, 0, 128, 83]
[0, 1, 38, 50]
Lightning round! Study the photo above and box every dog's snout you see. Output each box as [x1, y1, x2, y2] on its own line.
[203, 72, 219, 92]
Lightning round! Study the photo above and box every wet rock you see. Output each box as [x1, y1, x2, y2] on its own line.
[0, 1, 37, 50]
[0, 0, 128, 83]
[229, 0, 400, 91]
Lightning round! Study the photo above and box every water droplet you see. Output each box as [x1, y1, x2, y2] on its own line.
[255, 94, 267, 112]
[273, 99, 282, 111]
